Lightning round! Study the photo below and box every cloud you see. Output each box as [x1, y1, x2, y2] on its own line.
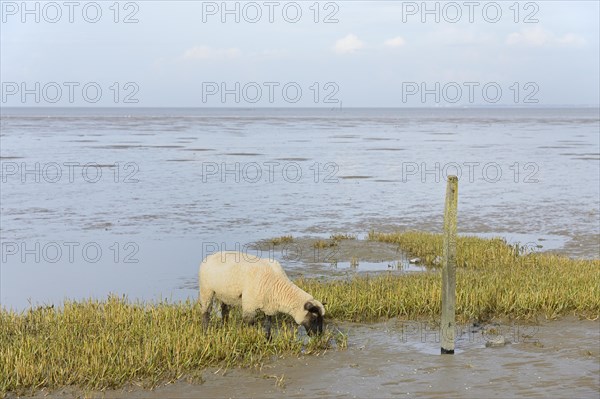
[333, 34, 365, 54]
[183, 46, 242, 60]
[383, 36, 406, 48]
[506, 27, 585, 47]
[557, 33, 586, 47]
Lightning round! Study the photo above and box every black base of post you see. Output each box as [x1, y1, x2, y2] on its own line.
[441, 348, 455, 355]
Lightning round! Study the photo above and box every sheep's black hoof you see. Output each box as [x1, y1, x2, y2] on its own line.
[264, 315, 273, 341]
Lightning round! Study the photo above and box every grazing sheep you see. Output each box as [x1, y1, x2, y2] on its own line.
[199, 251, 325, 338]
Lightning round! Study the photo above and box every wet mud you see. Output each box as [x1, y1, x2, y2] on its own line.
[30, 318, 600, 399]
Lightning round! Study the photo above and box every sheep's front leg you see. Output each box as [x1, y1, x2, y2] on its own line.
[199, 290, 215, 330]
[264, 315, 274, 341]
[242, 310, 257, 326]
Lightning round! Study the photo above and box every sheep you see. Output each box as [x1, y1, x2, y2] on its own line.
[199, 251, 325, 339]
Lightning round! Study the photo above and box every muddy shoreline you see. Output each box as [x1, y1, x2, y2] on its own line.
[25, 317, 599, 399]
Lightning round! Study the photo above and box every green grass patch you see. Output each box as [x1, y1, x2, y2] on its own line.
[313, 239, 339, 249]
[270, 235, 294, 245]
[330, 233, 357, 240]
[318, 230, 599, 321]
[0, 298, 345, 396]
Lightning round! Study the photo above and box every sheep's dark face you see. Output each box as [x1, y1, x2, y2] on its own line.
[302, 301, 324, 336]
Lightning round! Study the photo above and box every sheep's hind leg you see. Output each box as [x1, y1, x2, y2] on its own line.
[221, 303, 231, 324]
[202, 306, 211, 329]
[264, 315, 274, 341]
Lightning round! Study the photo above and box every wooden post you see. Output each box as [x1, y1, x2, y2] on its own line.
[441, 175, 458, 354]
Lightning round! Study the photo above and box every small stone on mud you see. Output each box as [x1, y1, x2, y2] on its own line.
[485, 335, 508, 348]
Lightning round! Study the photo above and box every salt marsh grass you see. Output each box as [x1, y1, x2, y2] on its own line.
[330, 233, 357, 240]
[313, 239, 339, 249]
[270, 235, 294, 245]
[299, 231, 599, 322]
[0, 298, 345, 396]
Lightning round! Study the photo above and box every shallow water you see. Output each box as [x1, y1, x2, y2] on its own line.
[1, 107, 599, 309]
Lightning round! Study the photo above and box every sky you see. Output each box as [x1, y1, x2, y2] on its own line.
[1, 0, 599, 107]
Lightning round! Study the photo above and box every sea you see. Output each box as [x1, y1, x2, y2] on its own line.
[1, 107, 599, 310]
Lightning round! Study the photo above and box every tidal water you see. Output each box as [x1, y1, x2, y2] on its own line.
[1, 107, 599, 310]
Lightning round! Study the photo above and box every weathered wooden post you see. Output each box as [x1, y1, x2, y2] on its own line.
[441, 175, 458, 354]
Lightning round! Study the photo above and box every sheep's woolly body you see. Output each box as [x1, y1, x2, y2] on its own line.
[199, 251, 324, 325]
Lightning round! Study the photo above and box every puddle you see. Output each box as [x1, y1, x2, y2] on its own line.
[330, 260, 426, 273]
[247, 237, 428, 279]
[467, 232, 569, 252]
